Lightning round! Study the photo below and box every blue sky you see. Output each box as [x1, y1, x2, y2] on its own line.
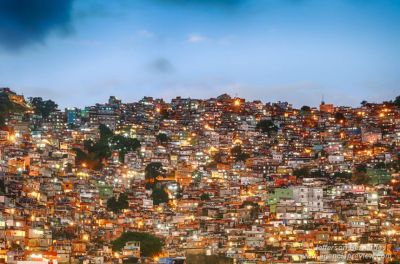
[0, 0, 399, 108]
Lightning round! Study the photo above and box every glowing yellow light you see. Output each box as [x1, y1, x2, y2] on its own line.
[234, 139, 242, 145]
[209, 146, 218, 153]
[8, 134, 16, 143]
[307, 249, 316, 258]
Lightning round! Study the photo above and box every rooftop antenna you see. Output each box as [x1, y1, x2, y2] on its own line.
[321, 94, 325, 105]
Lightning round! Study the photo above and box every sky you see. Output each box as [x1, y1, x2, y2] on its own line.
[0, 0, 399, 108]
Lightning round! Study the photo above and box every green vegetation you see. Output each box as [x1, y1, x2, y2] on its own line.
[151, 186, 169, 205]
[0, 180, 5, 195]
[107, 193, 129, 214]
[29, 97, 58, 118]
[352, 164, 369, 185]
[200, 193, 211, 201]
[0, 92, 26, 128]
[145, 162, 165, 187]
[333, 171, 352, 179]
[351, 164, 389, 185]
[293, 167, 310, 177]
[394, 95, 400, 107]
[374, 162, 386, 169]
[111, 231, 163, 257]
[256, 119, 278, 136]
[144, 162, 169, 204]
[300, 105, 311, 114]
[367, 168, 390, 185]
[98, 183, 113, 199]
[334, 112, 346, 123]
[73, 125, 140, 169]
[156, 133, 169, 144]
[230, 145, 249, 162]
[110, 134, 141, 161]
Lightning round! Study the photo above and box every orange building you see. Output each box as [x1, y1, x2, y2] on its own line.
[319, 102, 334, 113]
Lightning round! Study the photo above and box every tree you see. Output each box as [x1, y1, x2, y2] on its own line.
[374, 162, 386, 169]
[200, 193, 211, 201]
[111, 231, 163, 257]
[0, 115, 5, 128]
[352, 164, 369, 185]
[230, 145, 249, 162]
[333, 171, 352, 179]
[74, 125, 141, 169]
[0, 180, 5, 194]
[110, 135, 140, 161]
[152, 186, 169, 205]
[394, 95, 400, 107]
[0, 91, 26, 128]
[156, 133, 169, 144]
[99, 124, 113, 141]
[73, 146, 104, 170]
[107, 193, 129, 214]
[0, 94, 12, 127]
[334, 112, 346, 123]
[301, 105, 311, 112]
[256, 119, 278, 136]
[293, 167, 310, 178]
[310, 169, 324, 178]
[361, 100, 368, 106]
[145, 162, 165, 183]
[160, 108, 170, 120]
[29, 97, 58, 118]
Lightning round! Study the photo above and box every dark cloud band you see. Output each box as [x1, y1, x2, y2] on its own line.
[0, 0, 74, 51]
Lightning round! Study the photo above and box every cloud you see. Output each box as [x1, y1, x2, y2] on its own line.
[0, 0, 75, 51]
[187, 34, 207, 43]
[148, 57, 175, 74]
